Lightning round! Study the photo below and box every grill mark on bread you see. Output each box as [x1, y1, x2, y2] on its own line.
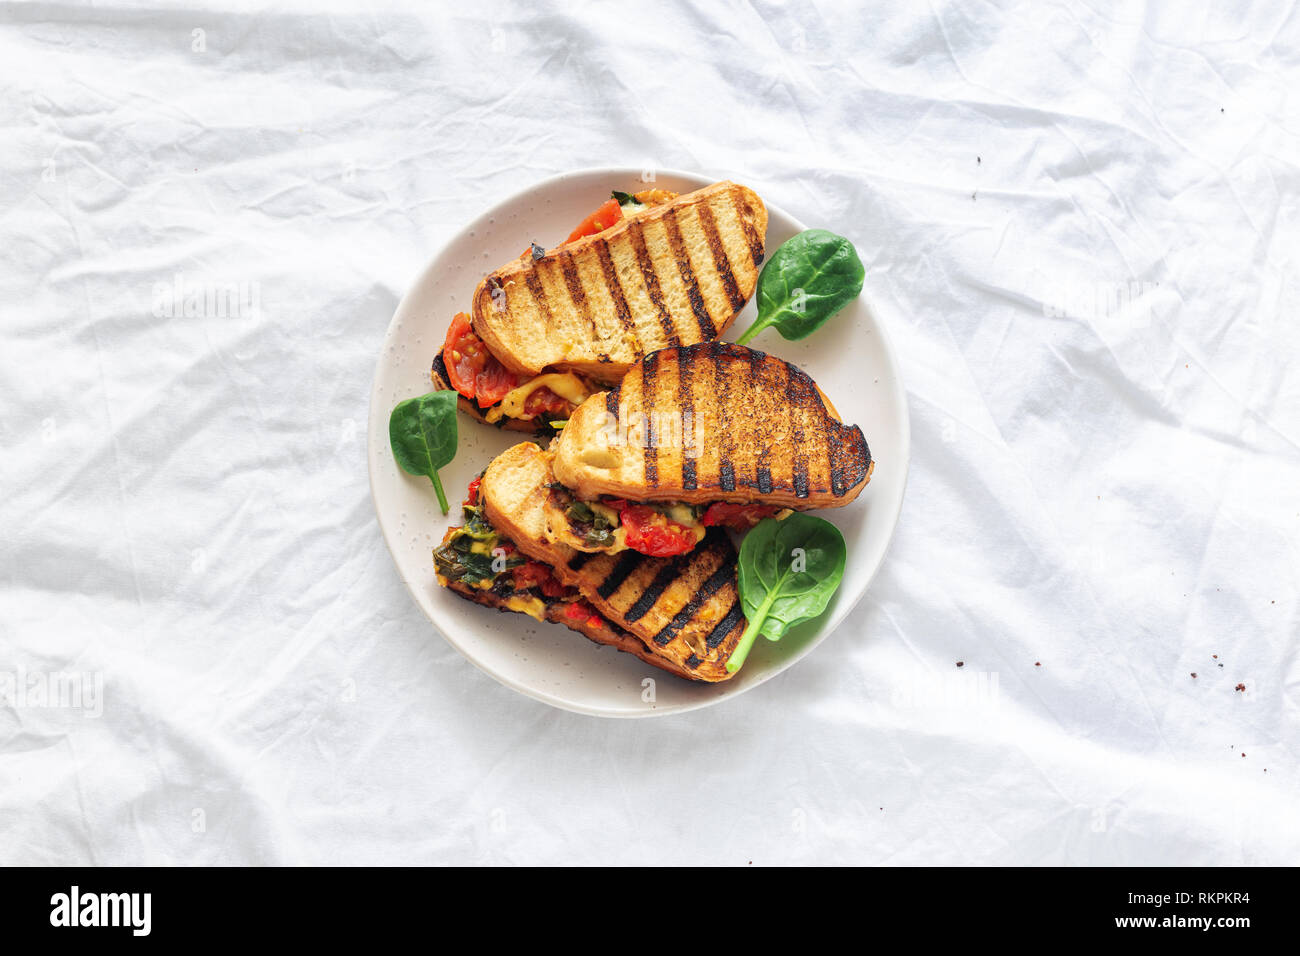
[627, 219, 680, 346]
[677, 348, 697, 491]
[696, 204, 746, 312]
[597, 550, 644, 600]
[623, 553, 689, 623]
[829, 427, 847, 497]
[665, 213, 715, 340]
[712, 343, 737, 492]
[642, 350, 659, 488]
[567, 551, 596, 572]
[707, 600, 745, 649]
[594, 241, 637, 341]
[652, 553, 733, 646]
[523, 270, 554, 336]
[735, 189, 765, 266]
[559, 250, 598, 339]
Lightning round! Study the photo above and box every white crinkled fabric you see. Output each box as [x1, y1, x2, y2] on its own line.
[1, 0, 1296, 864]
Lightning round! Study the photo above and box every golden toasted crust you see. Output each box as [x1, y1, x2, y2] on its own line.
[479, 443, 744, 681]
[470, 182, 768, 384]
[551, 342, 874, 509]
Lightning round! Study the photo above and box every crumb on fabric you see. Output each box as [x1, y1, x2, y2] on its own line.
[956, 661, 964, 667]
[1236, 683, 1246, 692]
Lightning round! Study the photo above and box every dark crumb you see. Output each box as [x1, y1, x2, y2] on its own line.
[1235, 683, 1246, 692]
[1221, 108, 1225, 112]
[956, 661, 964, 668]
[1035, 661, 1041, 667]
[971, 192, 977, 200]
[1218, 663, 1224, 668]
[1213, 654, 1218, 659]
[1242, 753, 1246, 757]
[1191, 672, 1197, 678]
[977, 156, 981, 164]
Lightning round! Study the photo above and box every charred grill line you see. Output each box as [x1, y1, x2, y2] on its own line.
[712, 342, 737, 492]
[642, 350, 659, 488]
[597, 550, 645, 601]
[623, 553, 690, 624]
[829, 426, 847, 497]
[665, 214, 715, 340]
[652, 548, 733, 646]
[627, 220, 680, 346]
[559, 250, 598, 339]
[748, 348, 771, 492]
[793, 461, 810, 498]
[707, 601, 745, 649]
[677, 346, 697, 491]
[567, 551, 596, 572]
[736, 191, 766, 266]
[523, 270, 554, 333]
[696, 204, 746, 311]
[594, 241, 637, 340]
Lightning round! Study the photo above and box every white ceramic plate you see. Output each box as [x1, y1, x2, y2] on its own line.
[368, 168, 909, 717]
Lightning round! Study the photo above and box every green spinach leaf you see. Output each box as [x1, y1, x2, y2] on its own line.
[611, 190, 639, 206]
[389, 390, 459, 514]
[735, 229, 865, 345]
[727, 513, 847, 673]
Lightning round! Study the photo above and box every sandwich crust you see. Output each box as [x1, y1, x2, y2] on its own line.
[435, 531, 699, 680]
[470, 182, 768, 384]
[479, 442, 744, 681]
[551, 342, 874, 509]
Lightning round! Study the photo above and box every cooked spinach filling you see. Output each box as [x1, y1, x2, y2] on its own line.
[434, 504, 525, 587]
[565, 498, 617, 547]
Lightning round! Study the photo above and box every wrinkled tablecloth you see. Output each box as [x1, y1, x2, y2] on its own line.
[2, 0, 1297, 865]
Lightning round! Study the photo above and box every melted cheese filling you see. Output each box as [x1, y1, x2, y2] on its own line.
[504, 594, 546, 621]
[485, 372, 592, 424]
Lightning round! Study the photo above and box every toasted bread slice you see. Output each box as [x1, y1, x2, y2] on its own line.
[434, 529, 698, 680]
[470, 182, 768, 385]
[479, 442, 744, 681]
[551, 342, 874, 509]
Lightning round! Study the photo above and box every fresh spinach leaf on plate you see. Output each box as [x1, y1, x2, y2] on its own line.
[727, 513, 848, 673]
[736, 229, 865, 345]
[389, 390, 459, 514]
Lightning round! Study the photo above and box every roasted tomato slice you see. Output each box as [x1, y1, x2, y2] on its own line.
[464, 476, 482, 507]
[441, 311, 519, 408]
[522, 386, 572, 419]
[474, 360, 518, 408]
[619, 505, 698, 557]
[701, 502, 781, 532]
[512, 561, 567, 598]
[564, 599, 605, 627]
[442, 312, 480, 399]
[565, 198, 623, 243]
